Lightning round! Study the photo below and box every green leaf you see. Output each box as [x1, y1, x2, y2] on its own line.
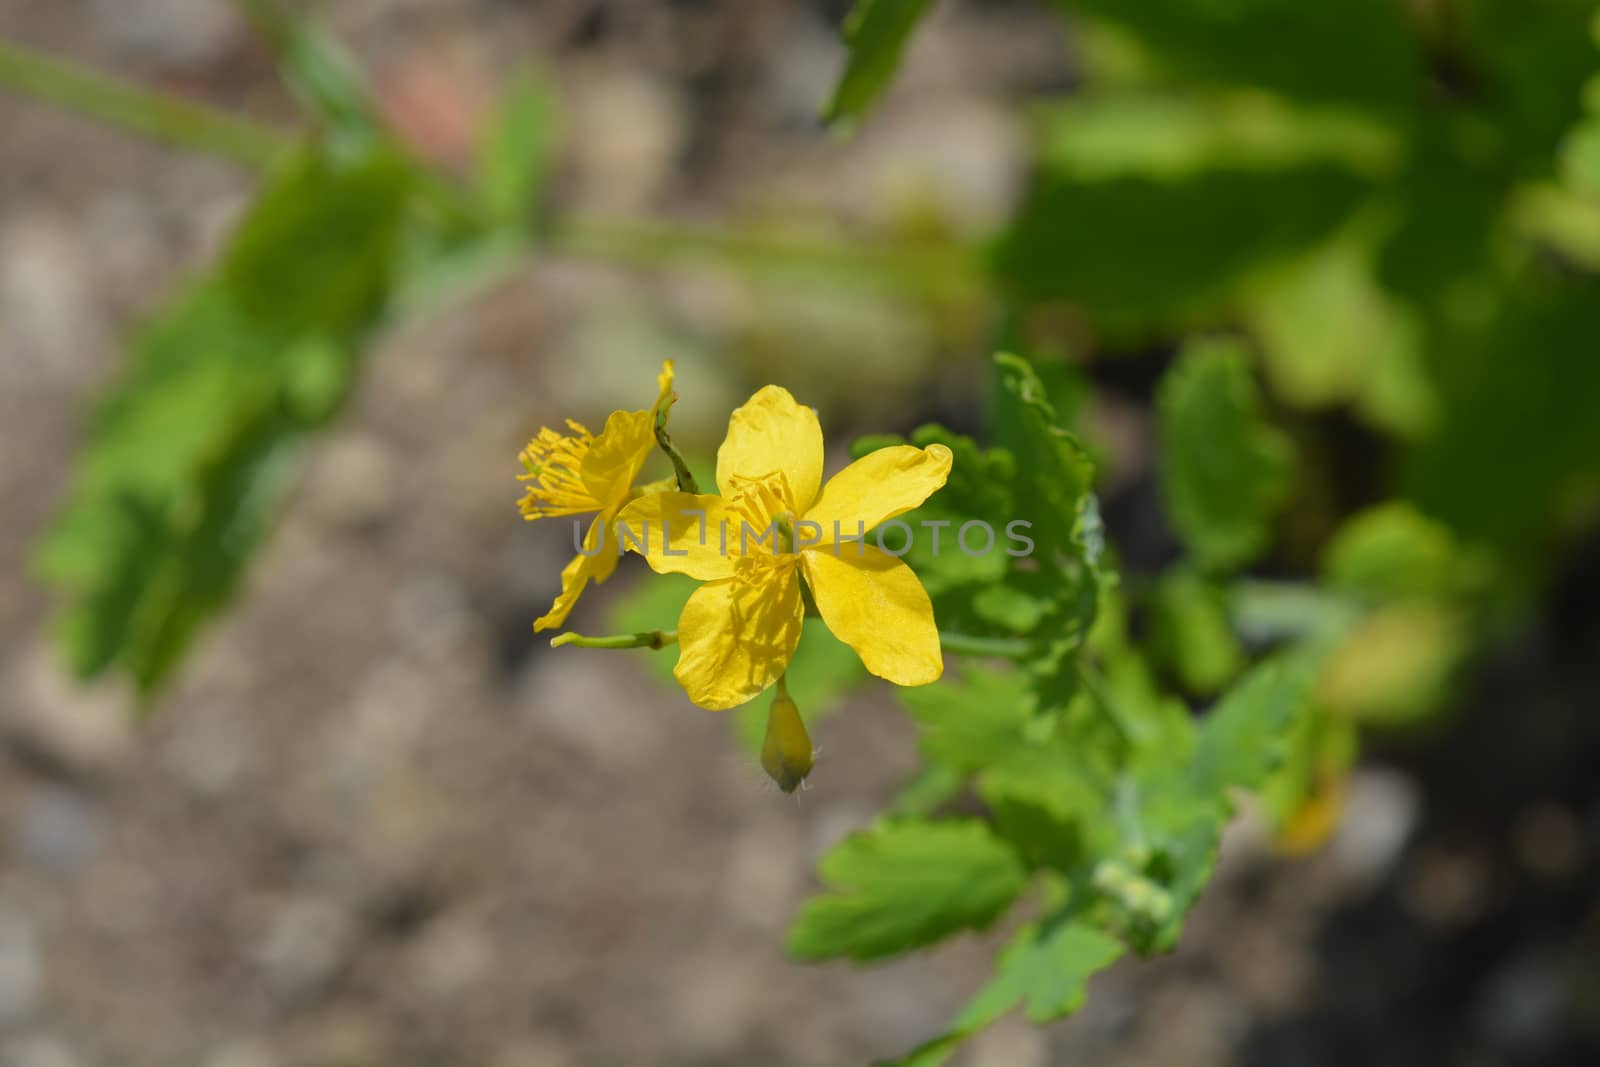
[824, 0, 935, 126]
[1148, 569, 1245, 696]
[1053, 0, 1421, 117]
[900, 667, 1106, 825]
[223, 149, 413, 335]
[1185, 651, 1320, 800]
[1035, 91, 1401, 181]
[1458, 0, 1600, 175]
[1318, 602, 1469, 724]
[1321, 502, 1473, 602]
[1409, 279, 1600, 547]
[1156, 338, 1294, 573]
[238, 0, 377, 149]
[1245, 227, 1434, 436]
[995, 165, 1369, 335]
[477, 70, 558, 232]
[882, 918, 1124, 1067]
[788, 819, 1028, 962]
[1110, 651, 1318, 952]
[34, 143, 417, 692]
[991, 355, 1104, 668]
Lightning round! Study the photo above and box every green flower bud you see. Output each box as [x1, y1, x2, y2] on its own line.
[761, 680, 814, 793]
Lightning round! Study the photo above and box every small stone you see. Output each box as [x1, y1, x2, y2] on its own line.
[1331, 767, 1421, 890]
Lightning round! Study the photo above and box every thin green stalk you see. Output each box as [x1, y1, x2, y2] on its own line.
[654, 393, 701, 494]
[0, 38, 292, 167]
[1076, 660, 1135, 747]
[553, 214, 987, 304]
[0, 39, 989, 299]
[550, 629, 678, 650]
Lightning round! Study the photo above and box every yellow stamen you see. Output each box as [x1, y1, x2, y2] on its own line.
[518, 419, 602, 519]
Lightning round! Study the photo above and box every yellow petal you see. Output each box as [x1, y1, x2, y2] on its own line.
[653, 360, 676, 420]
[673, 566, 804, 710]
[580, 408, 656, 505]
[533, 516, 622, 632]
[616, 492, 740, 581]
[716, 386, 824, 513]
[803, 443, 953, 539]
[801, 544, 942, 686]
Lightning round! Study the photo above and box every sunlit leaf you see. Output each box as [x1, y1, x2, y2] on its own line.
[1156, 339, 1294, 573]
[788, 819, 1027, 962]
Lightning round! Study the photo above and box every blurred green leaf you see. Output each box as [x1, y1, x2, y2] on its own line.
[35, 144, 417, 692]
[1148, 568, 1245, 696]
[236, 0, 377, 148]
[1035, 91, 1401, 181]
[1052, 0, 1420, 116]
[1157, 339, 1294, 573]
[824, 0, 935, 125]
[1373, 126, 1502, 307]
[1246, 227, 1434, 436]
[1321, 502, 1471, 602]
[224, 150, 413, 333]
[995, 166, 1369, 334]
[1410, 279, 1600, 546]
[1317, 602, 1470, 725]
[1458, 0, 1599, 175]
[477, 70, 558, 233]
[788, 819, 1027, 962]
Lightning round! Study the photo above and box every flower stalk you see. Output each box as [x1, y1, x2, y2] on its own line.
[549, 630, 678, 650]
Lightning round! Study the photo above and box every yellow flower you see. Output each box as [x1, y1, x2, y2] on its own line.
[618, 385, 952, 709]
[518, 361, 675, 632]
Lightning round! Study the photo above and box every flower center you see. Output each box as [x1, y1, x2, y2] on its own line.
[517, 420, 603, 518]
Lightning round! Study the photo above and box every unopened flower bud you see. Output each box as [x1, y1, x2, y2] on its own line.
[761, 683, 813, 793]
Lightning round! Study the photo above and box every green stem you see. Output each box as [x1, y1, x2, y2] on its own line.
[653, 397, 701, 494]
[1230, 579, 1361, 644]
[938, 632, 1031, 659]
[0, 40, 989, 298]
[550, 629, 678, 650]
[553, 214, 986, 304]
[1076, 660, 1135, 746]
[0, 38, 293, 167]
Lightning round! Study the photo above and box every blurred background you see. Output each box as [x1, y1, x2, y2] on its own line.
[3, 1, 1600, 1066]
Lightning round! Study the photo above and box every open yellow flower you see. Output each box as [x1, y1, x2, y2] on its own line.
[518, 361, 675, 632]
[618, 385, 952, 709]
